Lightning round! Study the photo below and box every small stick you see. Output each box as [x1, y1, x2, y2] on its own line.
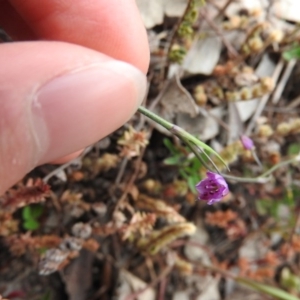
[271, 59, 297, 104]
[245, 58, 285, 135]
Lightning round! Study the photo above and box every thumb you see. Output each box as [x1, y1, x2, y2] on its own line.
[0, 41, 147, 195]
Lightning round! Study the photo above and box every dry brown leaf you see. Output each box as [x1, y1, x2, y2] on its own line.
[2, 179, 50, 211]
[248, 267, 275, 282]
[137, 194, 186, 223]
[118, 126, 148, 158]
[161, 73, 198, 118]
[121, 212, 156, 241]
[183, 36, 222, 75]
[164, 0, 188, 17]
[205, 210, 238, 228]
[62, 249, 94, 300]
[174, 254, 193, 275]
[226, 218, 247, 240]
[150, 73, 199, 134]
[273, 0, 300, 22]
[176, 107, 223, 141]
[82, 238, 100, 253]
[136, 0, 164, 29]
[0, 212, 19, 237]
[6, 234, 61, 256]
[137, 222, 196, 255]
[116, 270, 156, 300]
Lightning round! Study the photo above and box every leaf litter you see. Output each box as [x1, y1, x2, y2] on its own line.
[1, 0, 300, 300]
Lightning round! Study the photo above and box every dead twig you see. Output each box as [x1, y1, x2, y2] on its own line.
[245, 58, 285, 135]
[271, 59, 297, 104]
[114, 146, 147, 212]
[124, 264, 173, 300]
[214, 0, 235, 20]
[200, 10, 238, 58]
[161, 0, 196, 80]
[43, 146, 93, 183]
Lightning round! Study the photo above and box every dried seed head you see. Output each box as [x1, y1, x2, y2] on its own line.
[141, 179, 162, 194]
[178, 21, 194, 37]
[184, 7, 199, 23]
[234, 69, 257, 87]
[225, 91, 240, 102]
[137, 194, 186, 223]
[240, 87, 252, 100]
[96, 153, 119, 173]
[276, 119, 300, 136]
[276, 122, 291, 136]
[137, 222, 196, 255]
[194, 85, 207, 105]
[269, 29, 284, 43]
[174, 255, 193, 275]
[258, 124, 274, 137]
[248, 36, 264, 52]
[260, 77, 274, 93]
[169, 44, 187, 63]
[118, 126, 148, 158]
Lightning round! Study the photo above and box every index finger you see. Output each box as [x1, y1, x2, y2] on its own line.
[4, 0, 149, 72]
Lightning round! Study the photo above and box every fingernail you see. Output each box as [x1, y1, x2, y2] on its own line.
[33, 60, 147, 163]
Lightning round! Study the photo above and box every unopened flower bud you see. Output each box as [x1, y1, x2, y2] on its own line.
[240, 135, 254, 150]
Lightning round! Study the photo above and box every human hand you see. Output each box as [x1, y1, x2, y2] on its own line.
[0, 0, 149, 194]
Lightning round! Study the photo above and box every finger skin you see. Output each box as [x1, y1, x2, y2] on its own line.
[0, 0, 149, 193]
[3, 0, 149, 72]
[50, 150, 83, 164]
[0, 41, 146, 195]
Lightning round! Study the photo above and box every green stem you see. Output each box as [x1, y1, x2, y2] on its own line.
[137, 106, 173, 130]
[138, 106, 300, 184]
[138, 106, 227, 168]
[222, 173, 271, 183]
[222, 155, 299, 183]
[259, 156, 298, 178]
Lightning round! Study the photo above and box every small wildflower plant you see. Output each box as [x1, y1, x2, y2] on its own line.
[138, 106, 299, 205]
[138, 106, 229, 205]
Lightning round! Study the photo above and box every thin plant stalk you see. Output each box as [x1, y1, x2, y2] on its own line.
[138, 105, 300, 184]
[137, 106, 227, 169]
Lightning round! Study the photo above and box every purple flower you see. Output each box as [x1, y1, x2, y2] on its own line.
[240, 135, 254, 150]
[195, 171, 229, 205]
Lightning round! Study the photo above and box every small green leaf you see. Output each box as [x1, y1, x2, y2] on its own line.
[237, 277, 300, 300]
[38, 247, 48, 255]
[30, 205, 43, 219]
[22, 204, 43, 220]
[283, 46, 300, 61]
[22, 206, 32, 220]
[191, 157, 202, 171]
[280, 267, 300, 292]
[179, 169, 189, 179]
[163, 138, 178, 155]
[164, 155, 182, 165]
[40, 290, 52, 300]
[24, 219, 40, 230]
[187, 176, 199, 194]
[255, 200, 269, 216]
[287, 143, 300, 156]
[283, 188, 295, 207]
